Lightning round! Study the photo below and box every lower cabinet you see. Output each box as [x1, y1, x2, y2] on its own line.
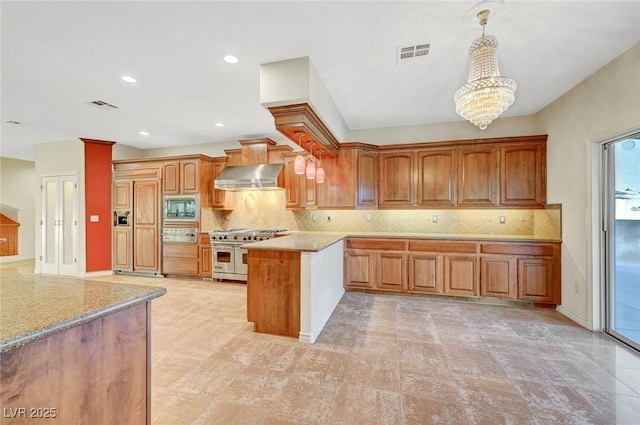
[162, 243, 198, 276]
[199, 232, 212, 278]
[344, 239, 407, 292]
[345, 238, 561, 305]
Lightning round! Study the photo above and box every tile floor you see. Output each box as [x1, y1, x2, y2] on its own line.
[3, 261, 640, 424]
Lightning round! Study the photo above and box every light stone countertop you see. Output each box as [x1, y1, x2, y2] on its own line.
[0, 273, 166, 354]
[242, 231, 561, 252]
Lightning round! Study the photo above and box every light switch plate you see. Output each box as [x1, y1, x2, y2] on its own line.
[90, 215, 99, 222]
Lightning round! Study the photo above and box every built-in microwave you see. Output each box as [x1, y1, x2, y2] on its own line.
[163, 195, 198, 222]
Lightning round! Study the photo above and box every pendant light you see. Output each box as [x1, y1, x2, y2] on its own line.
[293, 131, 306, 175]
[454, 4, 516, 130]
[305, 141, 316, 180]
[315, 149, 325, 184]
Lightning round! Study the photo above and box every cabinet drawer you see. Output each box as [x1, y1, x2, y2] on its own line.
[163, 258, 198, 275]
[163, 243, 198, 258]
[409, 240, 477, 253]
[480, 243, 554, 257]
[346, 238, 406, 251]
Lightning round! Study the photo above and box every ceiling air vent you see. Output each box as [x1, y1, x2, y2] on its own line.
[89, 100, 119, 110]
[6, 120, 21, 125]
[397, 43, 430, 64]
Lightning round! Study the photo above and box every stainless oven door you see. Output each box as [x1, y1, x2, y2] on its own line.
[213, 245, 235, 275]
[234, 247, 248, 278]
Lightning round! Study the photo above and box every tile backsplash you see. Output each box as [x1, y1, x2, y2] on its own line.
[201, 190, 561, 239]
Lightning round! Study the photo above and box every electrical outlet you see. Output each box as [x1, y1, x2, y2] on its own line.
[311, 213, 318, 222]
[499, 216, 506, 224]
[366, 214, 372, 222]
[432, 215, 438, 223]
[327, 215, 332, 222]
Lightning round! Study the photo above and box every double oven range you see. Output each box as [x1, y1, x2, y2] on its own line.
[209, 228, 286, 282]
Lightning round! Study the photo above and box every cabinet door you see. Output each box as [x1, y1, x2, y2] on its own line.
[282, 155, 303, 209]
[200, 245, 212, 277]
[375, 253, 407, 291]
[305, 176, 317, 208]
[133, 180, 160, 272]
[500, 143, 545, 206]
[379, 152, 415, 206]
[113, 227, 131, 271]
[357, 150, 378, 207]
[345, 250, 374, 288]
[480, 256, 516, 298]
[162, 162, 179, 194]
[457, 147, 498, 206]
[518, 257, 553, 302]
[443, 255, 478, 296]
[113, 181, 131, 210]
[212, 159, 227, 209]
[417, 149, 456, 206]
[180, 160, 199, 193]
[409, 253, 441, 293]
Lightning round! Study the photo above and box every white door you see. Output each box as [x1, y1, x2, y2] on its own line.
[41, 175, 77, 275]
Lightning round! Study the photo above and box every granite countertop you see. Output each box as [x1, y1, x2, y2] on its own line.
[0, 273, 166, 354]
[242, 231, 561, 252]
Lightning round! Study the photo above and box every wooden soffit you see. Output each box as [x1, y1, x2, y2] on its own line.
[268, 103, 340, 158]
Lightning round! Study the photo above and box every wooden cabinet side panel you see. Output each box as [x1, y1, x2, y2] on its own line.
[247, 250, 301, 337]
[0, 304, 149, 425]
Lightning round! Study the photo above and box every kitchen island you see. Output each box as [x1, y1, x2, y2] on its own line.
[0, 273, 165, 424]
[244, 233, 345, 343]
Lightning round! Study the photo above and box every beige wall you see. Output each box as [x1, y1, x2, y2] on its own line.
[0, 157, 36, 261]
[34, 139, 86, 274]
[536, 42, 640, 329]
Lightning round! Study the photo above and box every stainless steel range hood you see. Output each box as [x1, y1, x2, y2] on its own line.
[214, 163, 283, 190]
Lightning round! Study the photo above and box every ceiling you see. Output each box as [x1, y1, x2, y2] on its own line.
[2, 1, 639, 161]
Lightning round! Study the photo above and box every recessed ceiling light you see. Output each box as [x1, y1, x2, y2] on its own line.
[223, 55, 238, 64]
[215, 122, 224, 127]
[139, 131, 149, 136]
[122, 75, 137, 83]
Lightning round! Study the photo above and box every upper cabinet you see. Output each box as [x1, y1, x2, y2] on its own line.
[456, 145, 498, 206]
[377, 135, 547, 209]
[162, 159, 200, 194]
[500, 142, 546, 206]
[357, 149, 378, 208]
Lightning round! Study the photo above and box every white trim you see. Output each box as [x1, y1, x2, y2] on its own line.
[78, 270, 114, 278]
[298, 332, 313, 344]
[557, 305, 589, 329]
[0, 255, 34, 264]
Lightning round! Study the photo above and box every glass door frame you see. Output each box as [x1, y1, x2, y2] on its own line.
[603, 132, 640, 352]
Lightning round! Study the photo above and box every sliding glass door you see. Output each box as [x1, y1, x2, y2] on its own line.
[604, 134, 640, 351]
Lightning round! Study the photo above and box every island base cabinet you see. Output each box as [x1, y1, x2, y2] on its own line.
[247, 250, 301, 338]
[0, 303, 150, 425]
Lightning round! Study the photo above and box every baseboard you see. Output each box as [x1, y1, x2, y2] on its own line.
[0, 255, 34, 264]
[298, 332, 314, 344]
[78, 270, 115, 278]
[556, 305, 590, 329]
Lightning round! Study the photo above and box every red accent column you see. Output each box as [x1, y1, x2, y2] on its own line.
[82, 138, 115, 272]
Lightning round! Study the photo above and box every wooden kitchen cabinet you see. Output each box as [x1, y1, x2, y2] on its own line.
[457, 146, 498, 206]
[408, 253, 441, 294]
[211, 157, 229, 209]
[113, 227, 131, 271]
[344, 238, 407, 291]
[199, 232, 211, 278]
[480, 242, 560, 304]
[443, 254, 478, 296]
[500, 142, 546, 207]
[281, 153, 304, 209]
[163, 159, 198, 194]
[113, 181, 131, 211]
[379, 152, 415, 207]
[133, 179, 161, 273]
[417, 149, 457, 207]
[357, 149, 378, 207]
[162, 243, 199, 276]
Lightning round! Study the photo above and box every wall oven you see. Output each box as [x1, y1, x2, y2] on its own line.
[163, 195, 198, 222]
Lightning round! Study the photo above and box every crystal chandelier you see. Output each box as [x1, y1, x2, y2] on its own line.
[454, 8, 516, 130]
